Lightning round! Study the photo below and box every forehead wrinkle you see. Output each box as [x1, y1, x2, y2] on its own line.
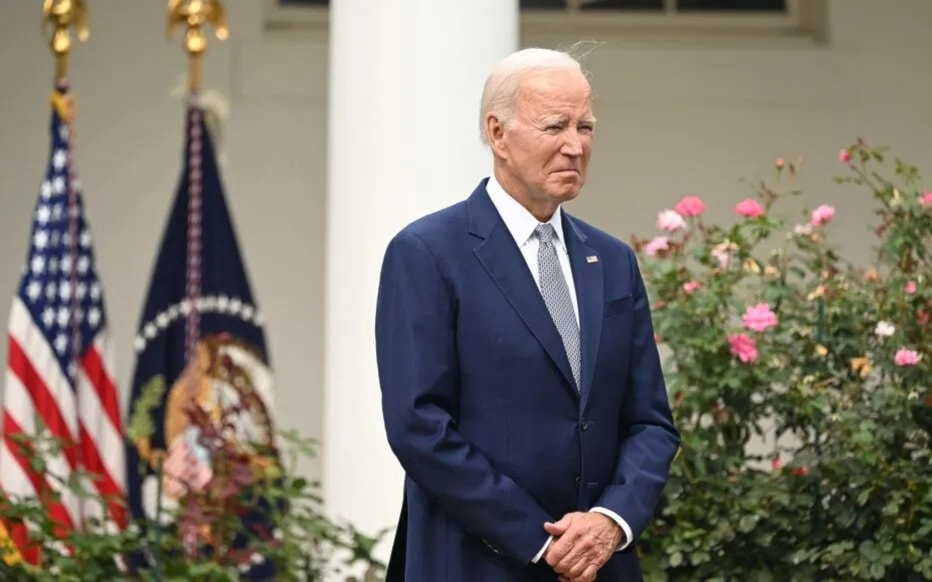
[539, 113, 567, 125]
[535, 111, 597, 125]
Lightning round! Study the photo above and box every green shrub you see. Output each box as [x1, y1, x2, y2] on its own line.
[635, 140, 931, 581]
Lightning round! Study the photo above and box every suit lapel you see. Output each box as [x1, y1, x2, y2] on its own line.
[468, 185, 578, 395]
[563, 214, 603, 410]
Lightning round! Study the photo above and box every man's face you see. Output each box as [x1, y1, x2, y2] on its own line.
[490, 68, 595, 214]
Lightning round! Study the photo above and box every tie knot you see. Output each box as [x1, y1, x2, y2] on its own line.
[535, 223, 556, 244]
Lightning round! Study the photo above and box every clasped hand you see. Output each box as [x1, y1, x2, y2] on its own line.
[543, 512, 622, 582]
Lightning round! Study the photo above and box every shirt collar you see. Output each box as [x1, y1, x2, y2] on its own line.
[485, 174, 566, 249]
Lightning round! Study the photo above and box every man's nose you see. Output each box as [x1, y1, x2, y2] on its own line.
[561, 129, 584, 157]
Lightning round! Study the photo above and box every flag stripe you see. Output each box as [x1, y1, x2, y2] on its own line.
[87, 332, 126, 494]
[1, 413, 76, 535]
[1, 413, 46, 495]
[8, 298, 79, 438]
[0, 514, 38, 565]
[0, 374, 77, 523]
[77, 425, 127, 528]
[0, 422, 36, 498]
[79, 338, 122, 435]
[2, 368, 37, 437]
[6, 336, 78, 471]
[76, 396, 126, 502]
[77, 350, 125, 491]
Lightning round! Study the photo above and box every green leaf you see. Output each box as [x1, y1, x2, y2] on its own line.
[856, 489, 871, 507]
[738, 514, 757, 533]
[669, 551, 684, 567]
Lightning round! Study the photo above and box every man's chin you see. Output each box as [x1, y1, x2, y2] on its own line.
[546, 184, 583, 203]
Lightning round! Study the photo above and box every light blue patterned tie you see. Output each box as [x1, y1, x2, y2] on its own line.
[535, 224, 581, 389]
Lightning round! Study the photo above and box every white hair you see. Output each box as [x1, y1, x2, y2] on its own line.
[478, 45, 593, 145]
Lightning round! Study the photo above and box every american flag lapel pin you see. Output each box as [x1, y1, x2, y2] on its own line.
[586, 255, 598, 263]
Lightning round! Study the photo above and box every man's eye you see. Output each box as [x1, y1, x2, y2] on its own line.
[579, 125, 594, 133]
[546, 125, 563, 132]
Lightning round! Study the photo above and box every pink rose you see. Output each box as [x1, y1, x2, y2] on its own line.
[839, 149, 851, 164]
[922, 191, 932, 206]
[894, 348, 922, 366]
[742, 303, 778, 332]
[905, 280, 917, 294]
[775, 158, 785, 169]
[682, 280, 701, 294]
[771, 457, 783, 470]
[644, 236, 669, 257]
[674, 196, 706, 217]
[728, 333, 758, 363]
[735, 199, 764, 218]
[657, 209, 687, 232]
[810, 204, 836, 226]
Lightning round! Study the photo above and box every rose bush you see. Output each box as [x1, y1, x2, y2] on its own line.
[633, 140, 930, 580]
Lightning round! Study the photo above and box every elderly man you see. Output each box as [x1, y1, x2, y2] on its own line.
[375, 47, 680, 582]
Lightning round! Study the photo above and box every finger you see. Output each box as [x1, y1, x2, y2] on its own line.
[580, 564, 599, 582]
[555, 534, 593, 573]
[550, 529, 592, 573]
[559, 571, 591, 582]
[544, 519, 579, 567]
[563, 566, 597, 582]
[555, 546, 591, 575]
[563, 560, 591, 582]
[544, 513, 573, 536]
[545, 534, 576, 569]
[555, 545, 593, 575]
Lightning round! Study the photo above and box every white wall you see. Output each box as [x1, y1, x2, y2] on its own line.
[2, 0, 931, 559]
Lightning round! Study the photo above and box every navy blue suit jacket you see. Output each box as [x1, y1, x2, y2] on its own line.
[375, 180, 680, 581]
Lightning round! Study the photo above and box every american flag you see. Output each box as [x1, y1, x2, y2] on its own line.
[0, 84, 127, 562]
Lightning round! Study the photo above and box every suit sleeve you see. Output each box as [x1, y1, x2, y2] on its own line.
[594, 246, 681, 539]
[375, 232, 554, 564]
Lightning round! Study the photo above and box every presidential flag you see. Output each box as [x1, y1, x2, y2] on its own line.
[0, 83, 127, 564]
[125, 93, 276, 575]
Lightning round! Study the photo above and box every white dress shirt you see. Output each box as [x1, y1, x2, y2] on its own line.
[485, 176, 634, 563]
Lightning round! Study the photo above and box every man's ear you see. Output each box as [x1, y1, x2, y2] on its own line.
[486, 113, 507, 156]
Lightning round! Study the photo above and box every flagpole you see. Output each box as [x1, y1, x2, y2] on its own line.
[166, 2, 229, 372]
[43, 0, 90, 531]
[166, 0, 229, 394]
[166, 0, 229, 561]
[42, 0, 89, 83]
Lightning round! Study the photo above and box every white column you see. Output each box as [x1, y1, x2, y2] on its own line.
[323, 0, 519, 570]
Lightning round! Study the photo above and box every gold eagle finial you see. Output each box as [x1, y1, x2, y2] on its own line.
[42, 0, 89, 79]
[167, 0, 229, 91]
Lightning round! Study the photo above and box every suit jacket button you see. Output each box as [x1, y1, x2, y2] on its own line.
[574, 476, 582, 487]
[580, 421, 589, 431]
